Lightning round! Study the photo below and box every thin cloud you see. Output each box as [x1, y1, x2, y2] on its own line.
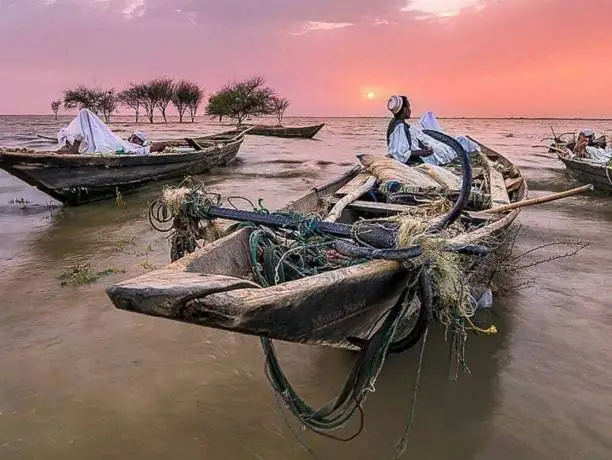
[291, 21, 354, 36]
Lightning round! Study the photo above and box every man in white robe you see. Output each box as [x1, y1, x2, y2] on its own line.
[386, 95, 457, 166]
[57, 109, 165, 155]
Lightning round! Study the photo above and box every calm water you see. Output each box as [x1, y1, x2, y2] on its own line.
[1, 116, 611, 459]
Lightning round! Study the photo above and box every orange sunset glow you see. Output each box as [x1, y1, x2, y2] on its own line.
[0, 0, 610, 118]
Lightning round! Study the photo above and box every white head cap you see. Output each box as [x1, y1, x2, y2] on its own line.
[131, 131, 149, 145]
[579, 128, 594, 137]
[387, 95, 404, 115]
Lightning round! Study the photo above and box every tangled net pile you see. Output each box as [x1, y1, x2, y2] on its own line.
[146, 132, 499, 457]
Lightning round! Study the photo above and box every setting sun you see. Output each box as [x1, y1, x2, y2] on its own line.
[367, 91, 376, 100]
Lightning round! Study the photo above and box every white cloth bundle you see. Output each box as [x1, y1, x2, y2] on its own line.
[57, 109, 150, 155]
[418, 112, 481, 153]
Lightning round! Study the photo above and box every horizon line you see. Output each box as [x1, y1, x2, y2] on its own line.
[1, 114, 612, 121]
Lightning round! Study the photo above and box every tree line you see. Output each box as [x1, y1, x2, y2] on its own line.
[50, 76, 290, 125]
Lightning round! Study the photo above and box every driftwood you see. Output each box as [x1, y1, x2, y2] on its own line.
[324, 176, 376, 222]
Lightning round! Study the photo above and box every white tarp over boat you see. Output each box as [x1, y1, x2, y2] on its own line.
[57, 109, 150, 155]
[419, 111, 481, 153]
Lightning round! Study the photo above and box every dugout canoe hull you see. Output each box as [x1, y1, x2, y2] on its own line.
[0, 130, 247, 206]
[106, 139, 527, 351]
[237, 123, 325, 139]
[557, 155, 612, 194]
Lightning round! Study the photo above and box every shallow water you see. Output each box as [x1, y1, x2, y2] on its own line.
[1, 115, 611, 459]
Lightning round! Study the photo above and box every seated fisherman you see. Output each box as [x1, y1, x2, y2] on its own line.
[386, 95, 457, 166]
[57, 109, 166, 155]
[572, 129, 611, 162]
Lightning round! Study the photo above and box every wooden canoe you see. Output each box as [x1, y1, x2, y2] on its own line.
[0, 129, 249, 206]
[106, 139, 527, 351]
[550, 139, 612, 193]
[237, 123, 325, 139]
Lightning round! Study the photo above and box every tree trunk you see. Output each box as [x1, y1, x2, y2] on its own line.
[135, 110, 139, 123]
[161, 107, 168, 123]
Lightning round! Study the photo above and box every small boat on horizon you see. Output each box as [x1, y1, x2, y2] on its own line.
[0, 128, 250, 206]
[236, 122, 325, 139]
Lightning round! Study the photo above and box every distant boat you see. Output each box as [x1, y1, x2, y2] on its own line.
[549, 134, 612, 193]
[237, 123, 325, 139]
[0, 129, 249, 206]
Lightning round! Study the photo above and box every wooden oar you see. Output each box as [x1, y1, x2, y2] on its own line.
[473, 184, 594, 217]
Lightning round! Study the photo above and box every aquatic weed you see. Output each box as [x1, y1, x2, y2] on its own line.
[59, 263, 126, 287]
[115, 187, 126, 209]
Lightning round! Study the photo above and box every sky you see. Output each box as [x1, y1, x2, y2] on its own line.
[0, 0, 611, 118]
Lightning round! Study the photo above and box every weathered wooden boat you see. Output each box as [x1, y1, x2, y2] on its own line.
[237, 123, 325, 139]
[106, 136, 528, 351]
[549, 137, 612, 193]
[0, 129, 249, 206]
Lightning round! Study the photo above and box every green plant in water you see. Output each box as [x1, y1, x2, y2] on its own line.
[115, 187, 126, 209]
[114, 236, 137, 251]
[59, 263, 126, 287]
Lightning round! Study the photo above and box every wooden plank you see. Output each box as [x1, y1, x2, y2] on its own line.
[334, 172, 375, 197]
[325, 176, 377, 222]
[481, 154, 510, 208]
[327, 197, 420, 215]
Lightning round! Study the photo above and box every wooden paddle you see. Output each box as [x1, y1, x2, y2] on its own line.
[473, 184, 594, 217]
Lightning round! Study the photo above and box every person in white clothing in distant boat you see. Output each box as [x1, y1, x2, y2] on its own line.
[386, 95, 457, 166]
[57, 108, 167, 155]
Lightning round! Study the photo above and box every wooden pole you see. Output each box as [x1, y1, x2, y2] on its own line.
[475, 184, 593, 216]
[324, 176, 377, 223]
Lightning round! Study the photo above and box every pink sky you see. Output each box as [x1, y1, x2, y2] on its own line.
[0, 0, 610, 117]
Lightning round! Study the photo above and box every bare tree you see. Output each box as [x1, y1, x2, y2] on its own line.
[63, 86, 101, 114]
[51, 100, 61, 120]
[269, 96, 290, 125]
[98, 90, 117, 123]
[187, 86, 204, 122]
[172, 80, 203, 123]
[139, 82, 157, 124]
[119, 84, 145, 123]
[146, 78, 174, 123]
[63, 86, 116, 122]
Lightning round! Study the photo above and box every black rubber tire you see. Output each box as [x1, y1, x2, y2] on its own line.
[388, 270, 434, 354]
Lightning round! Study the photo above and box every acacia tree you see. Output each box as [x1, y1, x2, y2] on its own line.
[98, 90, 118, 123]
[51, 100, 61, 120]
[172, 80, 203, 123]
[139, 82, 157, 123]
[150, 78, 174, 123]
[63, 86, 117, 122]
[269, 96, 289, 125]
[119, 84, 145, 123]
[205, 91, 231, 123]
[187, 86, 204, 122]
[63, 86, 101, 114]
[205, 76, 275, 124]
